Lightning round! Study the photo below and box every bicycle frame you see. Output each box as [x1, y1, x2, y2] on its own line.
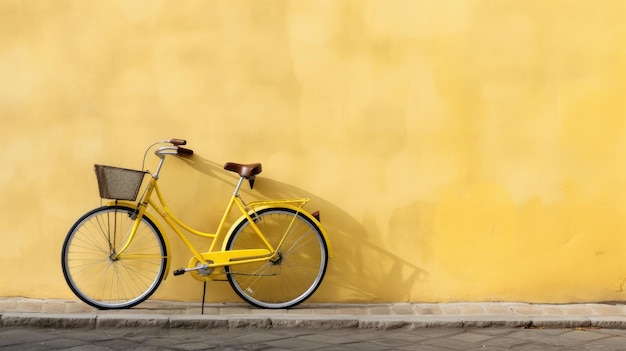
[109, 169, 332, 281]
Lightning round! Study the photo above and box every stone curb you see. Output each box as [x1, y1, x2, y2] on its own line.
[2, 312, 626, 330]
[1, 299, 625, 330]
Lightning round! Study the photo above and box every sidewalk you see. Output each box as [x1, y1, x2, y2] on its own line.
[1, 298, 625, 330]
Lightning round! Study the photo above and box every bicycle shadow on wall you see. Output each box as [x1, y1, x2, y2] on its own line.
[180, 153, 427, 303]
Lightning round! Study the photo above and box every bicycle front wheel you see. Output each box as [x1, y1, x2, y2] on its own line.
[61, 206, 167, 309]
[225, 207, 328, 309]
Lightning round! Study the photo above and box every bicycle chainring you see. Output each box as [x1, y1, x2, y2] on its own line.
[188, 257, 215, 281]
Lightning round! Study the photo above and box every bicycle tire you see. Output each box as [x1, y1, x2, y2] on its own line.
[225, 207, 328, 309]
[61, 206, 167, 309]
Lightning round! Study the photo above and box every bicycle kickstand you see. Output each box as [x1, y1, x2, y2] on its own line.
[202, 281, 207, 315]
[172, 265, 209, 314]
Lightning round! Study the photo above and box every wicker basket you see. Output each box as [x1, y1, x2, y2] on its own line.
[94, 164, 147, 201]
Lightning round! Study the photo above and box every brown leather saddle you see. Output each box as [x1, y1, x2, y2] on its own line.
[224, 162, 262, 178]
[224, 162, 262, 189]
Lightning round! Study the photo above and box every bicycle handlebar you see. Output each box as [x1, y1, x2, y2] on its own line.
[167, 139, 193, 155]
[153, 139, 194, 158]
[169, 139, 187, 146]
[177, 147, 194, 155]
[145, 139, 193, 176]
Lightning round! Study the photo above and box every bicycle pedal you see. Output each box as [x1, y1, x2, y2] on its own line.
[173, 268, 186, 276]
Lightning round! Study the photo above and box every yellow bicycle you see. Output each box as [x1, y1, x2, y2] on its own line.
[61, 139, 332, 310]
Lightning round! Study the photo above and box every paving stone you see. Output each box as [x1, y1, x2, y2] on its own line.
[367, 305, 392, 315]
[263, 336, 327, 350]
[590, 334, 626, 347]
[59, 328, 130, 342]
[482, 304, 515, 315]
[369, 336, 415, 347]
[507, 329, 586, 348]
[218, 307, 251, 315]
[397, 345, 460, 351]
[1, 312, 96, 329]
[390, 303, 415, 315]
[39, 301, 69, 314]
[96, 313, 170, 328]
[587, 304, 625, 315]
[590, 317, 626, 329]
[543, 306, 567, 315]
[228, 331, 289, 344]
[250, 308, 287, 315]
[168, 315, 230, 329]
[439, 304, 463, 315]
[450, 331, 494, 343]
[592, 328, 626, 337]
[0, 344, 51, 351]
[65, 346, 114, 351]
[299, 333, 359, 345]
[510, 305, 546, 315]
[64, 301, 96, 313]
[414, 304, 442, 315]
[184, 307, 209, 315]
[175, 341, 217, 350]
[93, 338, 145, 349]
[461, 315, 532, 328]
[15, 300, 43, 313]
[0, 329, 56, 347]
[562, 306, 595, 315]
[358, 317, 410, 330]
[457, 304, 487, 315]
[0, 300, 18, 310]
[335, 307, 368, 315]
[530, 316, 592, 329]
[227, 317, 272, 329]
[482, 335, 531, 348]
[40, 337, 89, 349]
[423, 336, 484, 350]
[373, 330, 433, 343]
[407, 316, 465, 329]
[284, 307, 316, 315]
[470, 328, 520, 336]
[275, 316, 359, 329]
[560, 329, 612, 341]
[589, 316, 626, 329]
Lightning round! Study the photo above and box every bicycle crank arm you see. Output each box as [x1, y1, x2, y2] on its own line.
[173, 264, 209, 276]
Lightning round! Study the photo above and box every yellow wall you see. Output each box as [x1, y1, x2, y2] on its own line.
[1, 0, 625, 304]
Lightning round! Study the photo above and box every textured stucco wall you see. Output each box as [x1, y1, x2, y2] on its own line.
[0, 0, 624, 304]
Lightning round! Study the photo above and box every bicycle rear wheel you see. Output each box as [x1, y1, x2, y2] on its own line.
[61, 206, 167, 309]
[225, 207, 328, 309]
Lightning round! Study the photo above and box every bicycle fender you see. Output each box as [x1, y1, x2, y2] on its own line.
[103, 200, 173, 279]
[221, 204, 333, 258]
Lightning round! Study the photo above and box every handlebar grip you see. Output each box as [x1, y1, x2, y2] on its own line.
[177, 147, 194, 156]
[170, 139, 187, 146]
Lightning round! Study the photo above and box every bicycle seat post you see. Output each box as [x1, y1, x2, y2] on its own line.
[233, 176, 246, 196]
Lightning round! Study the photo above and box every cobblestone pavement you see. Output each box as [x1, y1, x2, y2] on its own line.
[0, 326, 625, 350]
